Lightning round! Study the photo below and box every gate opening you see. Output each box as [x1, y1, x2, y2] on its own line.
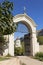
[14, 22, 31, 56]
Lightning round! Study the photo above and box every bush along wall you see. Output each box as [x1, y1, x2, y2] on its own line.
[34, 52, 43, 61]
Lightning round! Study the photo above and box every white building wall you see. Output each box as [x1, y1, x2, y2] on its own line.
[3, 49, 8, 56]
[15, 39, 21, 47]
[3, 35, 8, 56]
[39, 45, 43, 52]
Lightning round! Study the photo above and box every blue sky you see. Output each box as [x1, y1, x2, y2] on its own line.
[0, 0, 43, 39]
[11, 0, 43, 30]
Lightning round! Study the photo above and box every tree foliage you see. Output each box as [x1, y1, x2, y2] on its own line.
[0, 36, 6, 44]
[37, 36, 43, 45]
[0, 0, 16, 35]
[0, 36, 6, 55]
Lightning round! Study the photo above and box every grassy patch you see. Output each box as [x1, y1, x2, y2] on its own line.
[0, 57, 10, 61]
[5, 54, 13, 57]
[21, 63, 26, 65]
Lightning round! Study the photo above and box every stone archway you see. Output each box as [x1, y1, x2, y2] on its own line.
[8, 14, 39, 56]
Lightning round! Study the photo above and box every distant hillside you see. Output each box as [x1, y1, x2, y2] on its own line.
[37, 29, 43, 36]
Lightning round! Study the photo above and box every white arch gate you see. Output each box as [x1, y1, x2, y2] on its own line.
[4, 14, 39, 56]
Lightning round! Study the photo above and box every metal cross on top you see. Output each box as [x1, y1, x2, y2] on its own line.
[24, 6, 26, 14]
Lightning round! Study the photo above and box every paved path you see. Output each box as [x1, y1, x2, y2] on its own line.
[18, 56, 43, 65]
[0, 58, 20, 65]
[0, 56, 43, 65]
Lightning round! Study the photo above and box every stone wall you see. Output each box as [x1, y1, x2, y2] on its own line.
[39, 45, 43, 52]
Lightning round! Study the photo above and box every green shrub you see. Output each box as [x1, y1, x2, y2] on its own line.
[35, 52, 43, 57]
[14, 47, 24, 56]
[34, 52, 43, 61]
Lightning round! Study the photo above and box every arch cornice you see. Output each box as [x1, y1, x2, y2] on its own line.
[13, 14, 37, 27]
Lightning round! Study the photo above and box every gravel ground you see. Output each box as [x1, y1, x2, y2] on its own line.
[0, 56, 43, 65]
[0, 57, 20, 65]
[18, 56, 43, 65]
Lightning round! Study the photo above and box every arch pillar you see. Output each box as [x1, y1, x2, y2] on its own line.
[30, 27, 39, 56]
[8, 33, 14, 56]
